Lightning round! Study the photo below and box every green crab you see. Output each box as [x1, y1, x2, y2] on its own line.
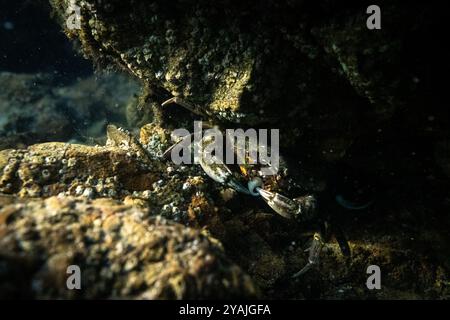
[160, 96, 376, 277]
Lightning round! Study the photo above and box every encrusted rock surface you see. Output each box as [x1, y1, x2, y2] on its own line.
[0, 195, 257, 299]
[48, 1, 449, 161]
[0, 142, 159, 198]
[0, 129, 448, 299]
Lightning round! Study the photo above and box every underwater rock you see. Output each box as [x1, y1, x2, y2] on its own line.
[0, 135, 313, 295]
[48, 1, 356, 124]
[0, 132, 297, 285]
[0, 131, 449, 299]
[0, 142, 161, 198]
[0, 195, 257, 299]
[0, 129, 220, 220]
[47, 0, 359, 165]
[48, 1, 449, 163]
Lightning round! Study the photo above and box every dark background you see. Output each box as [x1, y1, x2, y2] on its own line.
[0, 0, 91, 78]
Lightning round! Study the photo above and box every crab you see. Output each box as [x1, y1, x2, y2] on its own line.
[106, 96, 374, 277]
[159, 96, 378, 277]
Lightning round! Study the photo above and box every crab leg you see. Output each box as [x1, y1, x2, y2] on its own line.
[293, 232, 324, 278]
[162, 97, 207, 117]
[162, 132, 195, 159]
[257, 189, 317, 221]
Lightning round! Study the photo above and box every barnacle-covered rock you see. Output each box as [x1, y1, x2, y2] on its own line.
[0, 142, 161, 198]
[46, 1, 370, 160]
[1, 131, 449, 299]
[0, 137, 316, 295]
[2, 138, 296, 288]
[0, 195, 257, 299]
[50, 0, 449, 170]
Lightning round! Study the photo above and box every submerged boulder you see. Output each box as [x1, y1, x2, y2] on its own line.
[1, 137, 448, 299]
[48, 1, 449, 162]
[0, 196, 257, 299]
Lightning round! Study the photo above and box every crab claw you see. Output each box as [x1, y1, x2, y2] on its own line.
[293, 232, 324, 278]
[199, 155, 251, 195]
[257, 189, 299, 219]
[258, 190, 317, 221]
[197, 132, 252, 195]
